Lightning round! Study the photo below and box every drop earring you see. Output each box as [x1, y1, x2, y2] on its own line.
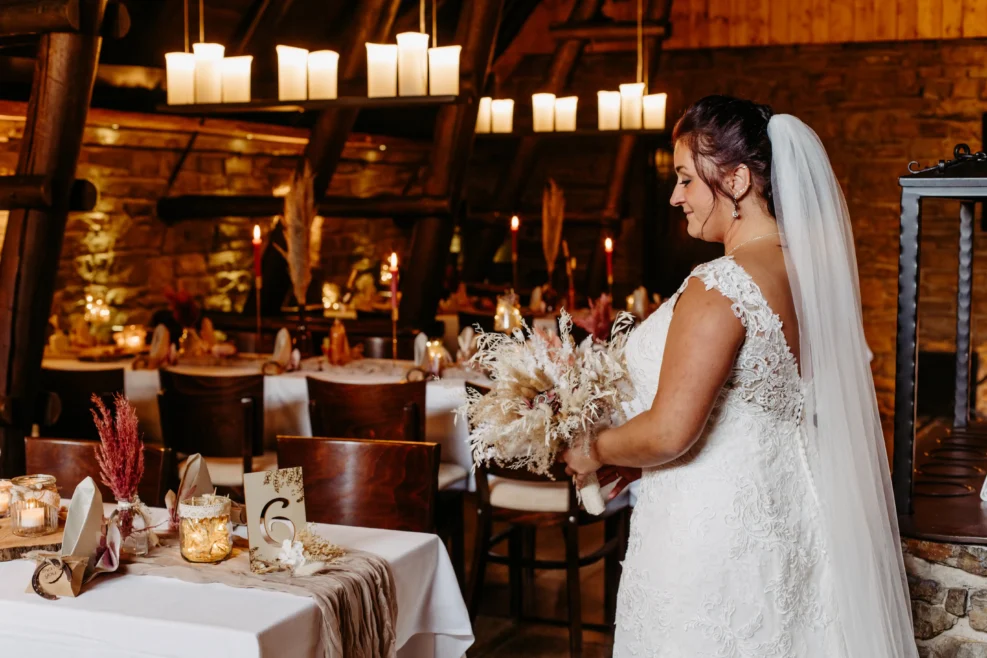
[732, 195, 740, 219]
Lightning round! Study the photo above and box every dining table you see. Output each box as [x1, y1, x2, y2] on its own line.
[0, 505, 473, 658]
[41, 356, 489, 490]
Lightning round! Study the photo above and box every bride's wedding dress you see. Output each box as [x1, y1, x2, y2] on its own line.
[613, 255, 847, 658]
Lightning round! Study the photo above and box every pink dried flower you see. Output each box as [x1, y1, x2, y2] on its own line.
[92, 393, 145, 502]
[573, 294, 615, 343]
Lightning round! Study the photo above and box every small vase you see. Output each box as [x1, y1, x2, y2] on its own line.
[110, 497, 149, 557]
[294, 306, 313, 358]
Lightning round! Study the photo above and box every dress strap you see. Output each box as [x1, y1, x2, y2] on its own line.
[681, 256, 776, 337]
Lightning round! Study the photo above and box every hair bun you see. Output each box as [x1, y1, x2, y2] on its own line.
[756, 103, 774, 125]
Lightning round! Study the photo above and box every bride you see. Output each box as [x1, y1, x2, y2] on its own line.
[563, 95, 916, 657]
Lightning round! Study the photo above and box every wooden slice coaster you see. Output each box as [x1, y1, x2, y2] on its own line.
[0, 516, 63, 562]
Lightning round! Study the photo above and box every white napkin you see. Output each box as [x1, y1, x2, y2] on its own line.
[632, 286, 648, 317]
[200, 317, 216, 347]
[148, 324, 170, 365]
[456, 327, 476, 363]
[414, 333, 429, 367]
[272, 328, 292, 367]
[61, 477, 103, 564]
[529, 286, 543, 312]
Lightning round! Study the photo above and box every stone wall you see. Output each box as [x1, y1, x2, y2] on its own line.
[906, 538, 987, 656]
[0, 110, 427, 331]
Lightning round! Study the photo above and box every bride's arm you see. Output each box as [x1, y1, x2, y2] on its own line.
[565, 279, 745, 475]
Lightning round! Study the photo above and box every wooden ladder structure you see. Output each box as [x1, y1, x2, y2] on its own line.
[0, 0, 129, 477]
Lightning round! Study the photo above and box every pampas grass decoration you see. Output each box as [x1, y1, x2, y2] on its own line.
[542, 178, 565, 283]
[275, 161, 316, 307]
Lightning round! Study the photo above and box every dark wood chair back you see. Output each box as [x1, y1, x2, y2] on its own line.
[158, 370, 264, 476]
[361, 335, 416, 360]
[277, 436, 439, 532]
[40, 367, 125, 441]
[25, 437, 173, 507]
[306, 378, 426, 442]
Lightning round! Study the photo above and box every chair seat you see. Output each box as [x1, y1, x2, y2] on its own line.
[178, 452, 278, 488]
[488, 475, 631, 514]
[438, 462, 468, 491]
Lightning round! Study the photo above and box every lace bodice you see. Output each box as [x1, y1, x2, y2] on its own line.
[613, 256, 846, 658]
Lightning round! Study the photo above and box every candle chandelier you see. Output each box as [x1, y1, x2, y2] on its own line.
[164, 0, 461, 107]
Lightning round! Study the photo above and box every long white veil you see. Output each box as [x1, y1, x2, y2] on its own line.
[768, 114, 917, 657]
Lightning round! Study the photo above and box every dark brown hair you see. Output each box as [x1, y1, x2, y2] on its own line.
[672, 95, 775, 218]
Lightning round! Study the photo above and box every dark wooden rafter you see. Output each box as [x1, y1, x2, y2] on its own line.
[399, 0, 505, 329]
[0, 0, 81, 37]
[548, 21, 668, 40]
[0, 175, 97, 211]
[0, 0, 108, 477]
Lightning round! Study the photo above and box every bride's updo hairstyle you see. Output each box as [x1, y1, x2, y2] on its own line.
[672, 95, 776, 217]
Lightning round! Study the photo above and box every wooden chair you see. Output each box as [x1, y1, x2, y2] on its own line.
[157, 370, 274, 490]
[464, 384, 628, 657]
[306, 378, 426, 442]
[277, 436, 439, 532]
[25, 437, 173, 507]
[40, 367, 125, 441]
[361, 335, 416, 360]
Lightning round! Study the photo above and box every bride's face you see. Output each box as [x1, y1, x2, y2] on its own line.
[670, 140, 728, 241]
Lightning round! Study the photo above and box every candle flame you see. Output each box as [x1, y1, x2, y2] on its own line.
[511, 215, 519, 231]
[605, 237, 613, 253]
[253, 225, 261, 243]
[389, 252, 399, 269]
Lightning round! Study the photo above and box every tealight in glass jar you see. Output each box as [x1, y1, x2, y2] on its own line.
[10, 474, 60, 537]
[179, 495, 233, 563]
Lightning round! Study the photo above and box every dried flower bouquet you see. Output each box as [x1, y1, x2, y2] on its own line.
[463, 310, 635, 514]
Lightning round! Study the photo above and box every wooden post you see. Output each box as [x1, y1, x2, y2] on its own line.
[0, 0, 107, 477]
[399, 0, 504, 329]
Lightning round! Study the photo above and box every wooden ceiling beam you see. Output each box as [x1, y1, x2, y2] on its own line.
[0, 175, 97, 211]
[156, 194, 452, 223]
[549, 21, 668, 41]
[0, 0, 80, 38]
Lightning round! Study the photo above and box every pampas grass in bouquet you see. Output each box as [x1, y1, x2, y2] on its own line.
[464, 310, 635, 514]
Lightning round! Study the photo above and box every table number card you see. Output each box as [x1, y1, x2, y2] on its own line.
[243, 467, 307, 571]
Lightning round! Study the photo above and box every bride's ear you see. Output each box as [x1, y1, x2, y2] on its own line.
[727, 163, 751, 200]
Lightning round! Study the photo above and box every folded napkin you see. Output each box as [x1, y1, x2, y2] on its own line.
[28, 477, 105, 599]
[273, 327, 292, 367]
[199, 317, 217, 347]
[165, 453, 215, 528]
[456, 326, 477, 364]
[413, 333, 429, 366]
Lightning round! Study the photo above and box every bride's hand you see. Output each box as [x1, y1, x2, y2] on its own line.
[597, 465, 642, 500]
[561, 446, 603, 488]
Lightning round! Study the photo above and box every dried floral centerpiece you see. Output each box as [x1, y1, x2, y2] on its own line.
[463, 310, 635, 514]
[92, 393, 154, 556]
[573, 294, 617, 345]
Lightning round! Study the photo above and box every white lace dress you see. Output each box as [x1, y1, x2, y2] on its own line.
[613, 256, 848, 658]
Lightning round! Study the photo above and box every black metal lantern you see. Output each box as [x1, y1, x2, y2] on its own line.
[894, 145, 987, 537]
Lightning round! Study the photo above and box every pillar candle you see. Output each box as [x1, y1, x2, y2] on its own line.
[510, 215, 519, 262]
[643, 92, 667, 130]
[308, 50, 339, 100]
[396, 32, 429, 96]
[252, 225, 262, 277]
[554, 96, 578, 132]
[491, 99, 514, 133]
[192, 43, 224, 104]
[619, 82, 645, 130]
[532, 93, 556, 132]
[20, 504, 44, 529]
[597, 91, 620, 131]
[428, 45, 460, 95]
[605, 237, 614, 287]
[165, 52, 196, 105]
[221, 56, 252, 103]
[366, 43, 398, 98]
[476, 96, 492, 133]
[277, 45, 309, 101]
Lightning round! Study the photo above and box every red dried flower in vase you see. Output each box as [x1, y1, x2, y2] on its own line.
[91, 393, 145, 503]
[573, 294, 615, 343]
[163, 286, 201, 329]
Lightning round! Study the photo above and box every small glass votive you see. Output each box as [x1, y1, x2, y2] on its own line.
[0, 479, 11, 518]
[179, 495, 233, 563]
[10, 474, 60, 537]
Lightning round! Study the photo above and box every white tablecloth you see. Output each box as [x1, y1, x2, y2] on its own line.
[0, 506, 472, 658]
[42, 358, 485, 487]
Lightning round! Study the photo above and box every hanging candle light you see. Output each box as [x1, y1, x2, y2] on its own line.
[164, 0, 195, 104]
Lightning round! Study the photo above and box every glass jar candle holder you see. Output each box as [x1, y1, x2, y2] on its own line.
[10, 474, 60, 537]
[179, 495, 233, 563]
[0, 479, 11, 518]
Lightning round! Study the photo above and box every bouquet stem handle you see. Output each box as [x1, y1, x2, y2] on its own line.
[576, 472, 606, 516]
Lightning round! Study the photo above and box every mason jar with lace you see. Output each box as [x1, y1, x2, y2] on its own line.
[10, 474, 60, 537]
[179, 495, 233, 563]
